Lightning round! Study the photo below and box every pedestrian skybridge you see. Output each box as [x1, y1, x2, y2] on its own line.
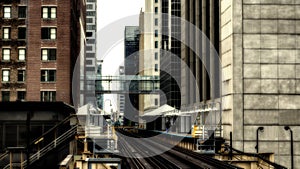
[94, 75, 160, 94]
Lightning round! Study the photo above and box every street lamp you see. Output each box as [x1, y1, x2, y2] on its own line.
[284, 126, 294, 169]
[255, 127, 264, 154]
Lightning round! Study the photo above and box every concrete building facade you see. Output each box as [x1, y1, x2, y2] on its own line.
[0, 0, 86, 105]
[181, 0, 300, 168]
[139, 2, 160, 116]
[83, 0, 97, 105]
[118, 66, 125, 114]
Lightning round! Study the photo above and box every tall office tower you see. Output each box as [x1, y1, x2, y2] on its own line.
[182, 0, 300, 167]
[139, 5, 160, 117]
[181, 0, 220, 106]
[118, 66, 125, 114]
[124, 26, 139, 126]
[145, 0, 181, 109]
[83, 0, 97, 105]
[0, 0, 86, 105]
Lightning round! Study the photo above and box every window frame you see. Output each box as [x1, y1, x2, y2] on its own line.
[155, 41, 158, 48]
[2, 91, 10, 102]
[155, 52, 158, 60]
[155, 64, 158, 72]
[42, 7, 57, 19]
[3, 6, 11, 18]
[40, 91, 56, 102]
[18, 48, 26, 61]
[41, 49, 56, 61]
[17, 91, 26, 101]
[2, 69, 10, 82]
[41, 28, 56, 40]
[155, 30, 158, 37]
[2, 48, 11, 61]
[17, 69, 26, 82]
[3, 27, 11, 39]
[18, 27, 26, 39]
[41, 69, 56, 82]
[18, 6, 27, 18]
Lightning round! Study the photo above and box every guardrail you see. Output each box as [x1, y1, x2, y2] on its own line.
[3, 125, 77, 169]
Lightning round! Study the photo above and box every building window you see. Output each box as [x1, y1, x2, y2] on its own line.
[87, 4, 93, 9]
[155, 52, 158, 60]
[17, 91, 26, 101]
[2, 49, 10, 61]
[3, 28, 10, 39]
[42, 7, 56, 19]
[2, 70, 10, 82]
[87, 11, 96, 16]
[86, 18, 93, 23]
[18, 27, 26, 39]
[41, 91, 56, 102]
[87, 25, 96, 30]
[3, 6, 11, 18]
[155, 0, 158, 3]
[17, 70, 25, 82]
[155, 18, 158, 26]
[155, 98, 158, 106]
[18, 6, 26, 18]
[155, 64, 158, 72]
[41, 70, 56, 82]
[155, 30, 158, 37]
[155, 7, 158, 14]
[2, 91, 10, 102]
[41, 28, 56, 39]
[41, 49, 56, 61]
[18, 49, 26, 61]
[155, 41, 158, 48]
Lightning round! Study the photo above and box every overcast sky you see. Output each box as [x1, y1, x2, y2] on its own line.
[97, 0, 144, 75]
[97, 0, 145, 111]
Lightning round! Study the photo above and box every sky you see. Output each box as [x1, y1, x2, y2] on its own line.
[97, 0, 145, 111]
[97, 0, 144, 75]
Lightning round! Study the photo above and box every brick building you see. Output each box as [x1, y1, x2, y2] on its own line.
[0, 0, 86, 104]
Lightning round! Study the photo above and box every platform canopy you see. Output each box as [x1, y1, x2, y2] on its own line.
[142, 104, 179, 117]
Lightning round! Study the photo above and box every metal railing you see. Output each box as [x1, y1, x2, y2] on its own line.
[3, 125, 77, 169]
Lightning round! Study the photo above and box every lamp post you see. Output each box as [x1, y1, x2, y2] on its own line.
[284, 126, 294, 169]
[255, 127, 264, 154]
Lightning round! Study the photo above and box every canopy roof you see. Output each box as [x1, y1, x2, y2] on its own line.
[142, 104, 179, 116]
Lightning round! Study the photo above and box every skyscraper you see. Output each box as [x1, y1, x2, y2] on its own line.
[159, 0, 181, 109]
[124, 26, 140, 126]
[83, 0, 97, 105]
[0, 0, 86, 104]
[181, 0, 300, 167]
[139, 5, 160, 116]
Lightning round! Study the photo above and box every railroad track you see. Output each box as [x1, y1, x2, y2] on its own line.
[116, 128, 241, 169]
[117, 129, 181, 169]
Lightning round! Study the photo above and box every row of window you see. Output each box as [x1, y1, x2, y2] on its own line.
[1, 91, 56, 102]
[1, 70, 56, 82]
[1, 48, 56, 61]
[2, 91, 26, 101]
[3, 6, 56, 19]
[2, 27, 56, 40]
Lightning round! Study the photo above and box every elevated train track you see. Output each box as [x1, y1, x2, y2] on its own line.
[116, 128, 241, 169]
